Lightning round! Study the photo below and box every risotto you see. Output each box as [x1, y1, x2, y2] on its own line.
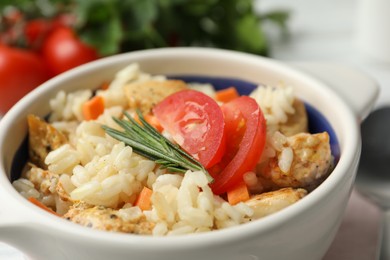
[13, 63, 333, 236]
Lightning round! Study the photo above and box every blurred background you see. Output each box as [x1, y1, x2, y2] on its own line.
[0, 0, 387, 259]
[0, 0, 289, 114]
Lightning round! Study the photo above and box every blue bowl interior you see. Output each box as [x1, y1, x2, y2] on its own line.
[11, 75, 340, 181]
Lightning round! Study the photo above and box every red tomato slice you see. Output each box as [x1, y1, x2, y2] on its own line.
[209, 96, 266, 195]
[153, 90, 226, 168]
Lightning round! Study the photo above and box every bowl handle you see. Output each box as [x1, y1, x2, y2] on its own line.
[0, 185, 25, 227]
[292, 62, 380, 121]
[0, 186, 35, 246]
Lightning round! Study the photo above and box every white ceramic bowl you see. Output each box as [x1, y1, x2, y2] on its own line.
[0, 48, 379, 260]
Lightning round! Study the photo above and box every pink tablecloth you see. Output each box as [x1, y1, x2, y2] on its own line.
[324, 188, 381, 260]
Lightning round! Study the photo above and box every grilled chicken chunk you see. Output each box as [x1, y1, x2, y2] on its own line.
[124, 80, 187, 114]
[27, 114, 67, 169]
[25, 164, 58, 196]
[64, 202, 154, 234]
[261, 132, 332, 190]
[245, 187, 307, 219]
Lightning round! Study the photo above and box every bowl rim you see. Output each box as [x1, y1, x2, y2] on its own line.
[0, 47, 360, 249]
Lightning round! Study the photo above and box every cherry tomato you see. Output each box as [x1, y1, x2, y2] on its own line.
[0, 45, 50, 114]
[42, 27, 98, 76]
[209, 96, 266, 195]
[25, 19, 53, 50]
[153, 90, 226, 168]
[25, 15, 77, 51]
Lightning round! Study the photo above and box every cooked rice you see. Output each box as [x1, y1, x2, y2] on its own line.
[13, 179, 40, 199]
[69, 142, 156, 208]
[12, 63, 329, 236]
[250, 84, 295, 126]
[278, 147, 294, 174]
[45, 144, 81, 175]
[49, 90, 92, 122]
[144, 171, 253, 235]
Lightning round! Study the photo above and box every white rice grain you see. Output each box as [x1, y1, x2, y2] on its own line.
[118, 207, 143, 222]
[45, 144, 80, 175]
[12, 179, 40, 199]
[152, 174, 183, 191]
[153, 222, 168, 236]
[278, 147, 294, 174]
[250, 85, 295, 126]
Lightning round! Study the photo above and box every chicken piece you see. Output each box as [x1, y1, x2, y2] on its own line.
[27, 114, 68, 169]
[278, 98, 308, 136]
[245, 188, 307, 219]
[26, 165, 75, 208]
[124, 80, 187, 114]
[23, 164, 71, 211]
[56, 178, 73, 202]
[261, 132, 332, 190]
[25, 164, 59, 196]
[64, 202, 154, 234]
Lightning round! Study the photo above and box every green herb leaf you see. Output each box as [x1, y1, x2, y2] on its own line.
[102, 110, 214, 183]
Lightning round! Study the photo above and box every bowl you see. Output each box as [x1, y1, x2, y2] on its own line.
[0, 47, 379, 260]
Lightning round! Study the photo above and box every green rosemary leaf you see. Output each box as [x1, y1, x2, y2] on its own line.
[133, 109, 207, 172]
[104, 127, 186, 166]
[166, 167, 187, 173]
[102, 110, 214, 182]
[129, 111, 161, 138]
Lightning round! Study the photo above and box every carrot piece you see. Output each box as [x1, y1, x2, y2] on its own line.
[28, 197, 59, 216]
[134, 186, 153, 211]
[144, 114, 164, 132]
[227, 181, 250, 205]
[133, 113, 142, 125]
[215, 87, 239, 103]
[133, 113, 164, 132]
[82, 95, 105, 121]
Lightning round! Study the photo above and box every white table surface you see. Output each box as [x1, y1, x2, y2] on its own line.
[1, 0, 387, 259]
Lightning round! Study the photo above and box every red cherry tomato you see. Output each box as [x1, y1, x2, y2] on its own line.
[25, 15, 77, 51]
[42, 27, 98, 76]
[0, 45, 50, 114]
[153, 90, 226, 168]
[209, 96, 266, 195]
[25, 19, 53, 50]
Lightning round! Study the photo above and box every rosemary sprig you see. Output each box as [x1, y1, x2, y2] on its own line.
[102, 110, 213, 183]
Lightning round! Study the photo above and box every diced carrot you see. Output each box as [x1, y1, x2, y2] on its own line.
[227, 181, 250, 205]
[133, 113, 164, 132]
[215, 87, 239, 103]
[28, 197, 59, 216]
[133, 113, 142, 125]
[82, 95, 105, 121]
[134, 186, 153, 211]
[144, 114, 164, 132]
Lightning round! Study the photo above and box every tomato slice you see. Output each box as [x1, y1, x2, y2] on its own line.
[209, 96, 266, 195]
[153, 90, 226, 168]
